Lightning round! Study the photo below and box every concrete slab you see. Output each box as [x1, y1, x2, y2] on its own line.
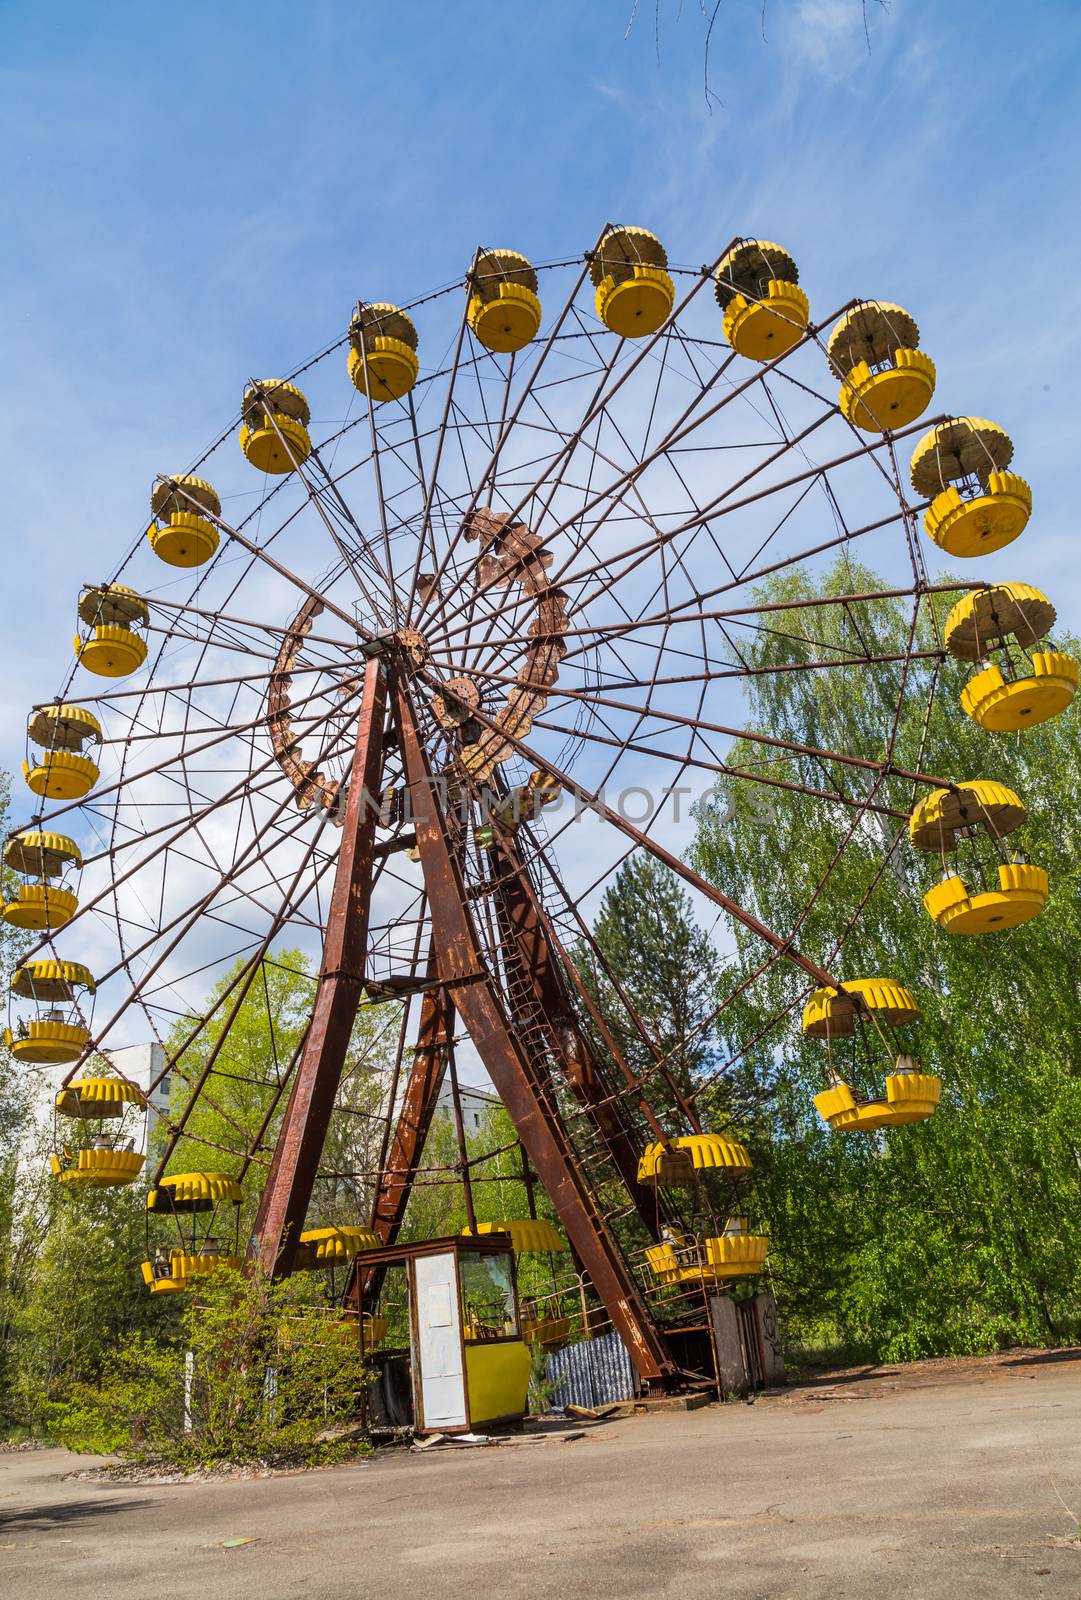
[2, 1349, 1081, 1598]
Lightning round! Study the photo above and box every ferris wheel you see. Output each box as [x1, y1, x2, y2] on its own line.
[5, 228, 1074, 1388]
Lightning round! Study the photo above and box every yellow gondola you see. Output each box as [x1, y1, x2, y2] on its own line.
[240, 380, 312, 473]
[294, 1224, 380, 1269]
[141, 1254, 194, 1295]
[23, 704, 102, 801]
[801, 976, 919, 1037]
[74, 584, 148, 678]
[140, 1248, 244, 1295]
[591, 226, 674, 338]
[909, 780, 1047, 933]
[6, 959, 96, 1064]
[910, 417, 1030, 556]
[802, 976, 941, 1131]
[148, 474, 221, 567]
[813, 1058, 942, 1131]
[55, 1074, 143, 1119]
[637, 1131, 752, 1186]
[2, 830, 81, 930]
[146, 1171, 243, 1212]
[50, 1073, 147, 1189]
[828, 301, 935, 432]
[292, 1227, 389, 1349]
[461, 1218, 567, 1254]
[945, 583, 1078, 731]
[468, 250, 542, 353]
[714, 239, 808, 361]
[22, 1034, 91, 1077]
[10, 957, 95, 1001]
[347, 304, 419, 402]
[646, 1219, 769, 1284]
[143, 1172, 244, 1290]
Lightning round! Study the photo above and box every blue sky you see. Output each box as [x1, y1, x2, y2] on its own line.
[4, 0, 1081, 779]
[4, 0, 1080, 1079]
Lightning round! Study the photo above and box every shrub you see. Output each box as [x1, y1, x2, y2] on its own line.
[52, 1267, 371, 1468]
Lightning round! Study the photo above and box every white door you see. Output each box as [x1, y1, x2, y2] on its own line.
[413, 1251, 467, 1430]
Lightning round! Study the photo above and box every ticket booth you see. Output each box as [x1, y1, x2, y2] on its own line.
[357, 1233, 532, 1434]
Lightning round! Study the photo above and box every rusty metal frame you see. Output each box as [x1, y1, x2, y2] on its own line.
[251, 657, 387, 1277]
[42, 252, 976, 1399]
[486, 827, 670, 1239]
[392, 669, 678, 1383]
[369, 971, 453, 1246]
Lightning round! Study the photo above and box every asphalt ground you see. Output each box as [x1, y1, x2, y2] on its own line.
[3, 1348, 1081, 1599]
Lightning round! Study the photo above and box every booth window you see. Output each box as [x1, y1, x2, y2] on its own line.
[460, 1250, 518, 1342]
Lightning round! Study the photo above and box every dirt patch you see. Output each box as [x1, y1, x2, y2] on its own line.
[786, 1344, 1081, 1397]
[65, 1453, 374, 1486]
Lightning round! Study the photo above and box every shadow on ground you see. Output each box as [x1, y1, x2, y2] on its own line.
[788, 1365, 898, 1390]
[1004, 1347, 1081, 1369]
[0, 1497, 152, 1533]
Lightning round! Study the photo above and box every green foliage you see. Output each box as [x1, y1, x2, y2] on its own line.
[53, 1331, 180, 1457]
[0, 769, 53, 1430]
[2, 943, 397, 1438]
[161, 950, 317, 1174]
[690, 559, 1081, 1360]
[159, 949, 399, 1243]
[53, 1266, 371, 1468]
[574, 853, 722, 1096]
[4, 1173, 171, 1436]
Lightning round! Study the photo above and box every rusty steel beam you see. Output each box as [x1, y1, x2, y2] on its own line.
[487, 830, 665, 1240]
[251, 658, 387, 1278]
[393, 673, 678, 1385]
[369, 970, 453, 1245]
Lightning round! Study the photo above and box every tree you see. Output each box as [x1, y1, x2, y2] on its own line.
[3, 1169, 172, 1436]
[0, 768, 51, 1432]
[1, 944, 400, 1436]
[160, 950, 401, 1242]
[575, 853, 722, 1098]
[691, 558, 1081, 1359]
[53, 1266, 371, 1468]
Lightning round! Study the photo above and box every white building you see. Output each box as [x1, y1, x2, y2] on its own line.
[434, 1080, 502, 1134]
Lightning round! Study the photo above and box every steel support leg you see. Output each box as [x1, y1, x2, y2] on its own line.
[393, 675, 677, 1384]
[250, 658, 386, 1277]
[488, 833, 664, 1239]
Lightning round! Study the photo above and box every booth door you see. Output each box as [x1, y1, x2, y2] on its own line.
[412, 1251, 467, 1431]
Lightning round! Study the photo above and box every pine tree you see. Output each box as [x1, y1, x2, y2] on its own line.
[576, 853, 721, 1097]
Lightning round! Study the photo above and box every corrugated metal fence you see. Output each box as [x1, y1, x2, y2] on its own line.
[546, 1330, 636, 1410]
